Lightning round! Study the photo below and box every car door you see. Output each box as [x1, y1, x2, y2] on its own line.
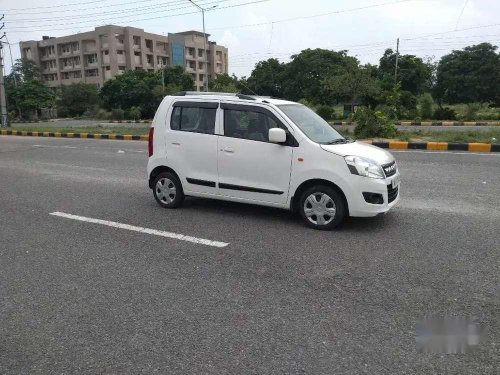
[217, 103, 294, 206]
[166, 100, 219, 196]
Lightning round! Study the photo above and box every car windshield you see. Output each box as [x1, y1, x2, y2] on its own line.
[277, 104, 346, 144]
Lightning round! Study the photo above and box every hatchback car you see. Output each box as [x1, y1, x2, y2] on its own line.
[147, 92, 400, 230]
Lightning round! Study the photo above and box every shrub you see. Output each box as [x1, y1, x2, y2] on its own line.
[464, 103, 481, 121]
[353, 107, 397, 138]
[111, 108, 125, 121]
[128, 106, 142, 121]
[316, 105, 334, 121]
[433, 107, 456, 120]
[96, 109, 112, 120]
[418, 93, 434, 119]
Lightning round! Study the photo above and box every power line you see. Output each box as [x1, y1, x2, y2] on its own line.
[5, 0, 268, 32]
[5, 0, 228, 25]
[455, 0, 469, 31]
[210, 0, 415, 31]
[1, 0, 159, 12]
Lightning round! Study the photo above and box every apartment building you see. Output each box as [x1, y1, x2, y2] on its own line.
[20, 25, 229, 91]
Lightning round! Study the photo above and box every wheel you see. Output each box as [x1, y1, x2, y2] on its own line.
[298, 185, 346, 230]
[153, 172, 184, 208]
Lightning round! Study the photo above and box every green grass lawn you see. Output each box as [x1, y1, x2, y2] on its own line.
[7, 126, 500, 144]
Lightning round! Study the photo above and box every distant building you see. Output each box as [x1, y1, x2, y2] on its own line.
[19, 25, 228, 91]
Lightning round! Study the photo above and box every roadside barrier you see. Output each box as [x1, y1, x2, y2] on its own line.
[1, 129, 498, 152]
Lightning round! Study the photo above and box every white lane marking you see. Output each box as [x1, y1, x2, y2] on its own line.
[391, 150, 500, 156]
[33, 145, 77, 149]
[49, 211, 229, 248]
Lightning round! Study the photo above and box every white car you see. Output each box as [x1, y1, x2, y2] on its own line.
[147, 92, 400, 230]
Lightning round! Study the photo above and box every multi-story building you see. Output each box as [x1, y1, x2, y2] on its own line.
[19, 25, 229, 91]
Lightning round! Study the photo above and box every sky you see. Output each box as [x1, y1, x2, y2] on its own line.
[1, 0, 499, 77]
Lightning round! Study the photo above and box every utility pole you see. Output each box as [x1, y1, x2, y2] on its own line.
[394, 37, 400, 82]
[0, 15, 8, 128]
[188, 1, 218, 92]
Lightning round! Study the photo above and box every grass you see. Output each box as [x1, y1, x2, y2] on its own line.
[10, 126, 150, 136]
[7, 125, 500, 144]
[339, 128, 500, 144]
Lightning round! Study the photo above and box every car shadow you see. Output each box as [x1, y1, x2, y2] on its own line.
[180, 196, 394, 233]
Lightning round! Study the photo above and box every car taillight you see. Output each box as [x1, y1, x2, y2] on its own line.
[148, 127, 154, 157]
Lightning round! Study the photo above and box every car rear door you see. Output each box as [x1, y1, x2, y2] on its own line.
[166, 100, 219, 196]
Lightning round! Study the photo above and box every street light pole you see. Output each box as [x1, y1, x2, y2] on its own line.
[188, 1, 217, 92]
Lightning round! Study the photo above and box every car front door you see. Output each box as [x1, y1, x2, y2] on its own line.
[217, 103, 294, 206]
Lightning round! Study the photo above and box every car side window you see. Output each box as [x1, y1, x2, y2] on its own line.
[224, 109, 281, 142]
[170, 105, 216, 134]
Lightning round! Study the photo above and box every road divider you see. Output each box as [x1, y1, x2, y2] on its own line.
[49, 211, 229, 248]
[1, 129, 498, 152]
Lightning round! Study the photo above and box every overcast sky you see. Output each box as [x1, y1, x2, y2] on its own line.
[2, 0, 499, 76]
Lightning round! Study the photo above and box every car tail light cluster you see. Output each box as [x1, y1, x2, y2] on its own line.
[148, 127, 154, 157]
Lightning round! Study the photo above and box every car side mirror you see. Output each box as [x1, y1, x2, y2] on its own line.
[269, 128, 287, 144]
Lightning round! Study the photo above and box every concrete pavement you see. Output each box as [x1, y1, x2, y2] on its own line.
[0, 136, 499, 374]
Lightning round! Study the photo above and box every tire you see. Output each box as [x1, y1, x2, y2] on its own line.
[152, 172, 185, 208]
[298, 185, 346, 230]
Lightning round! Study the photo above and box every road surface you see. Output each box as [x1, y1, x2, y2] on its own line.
[1, 136, 499, 374]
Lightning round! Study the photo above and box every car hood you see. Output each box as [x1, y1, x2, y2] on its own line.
[320, 141, 394, 165]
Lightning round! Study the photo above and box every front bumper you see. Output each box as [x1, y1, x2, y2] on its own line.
[346, 172, 401, 217]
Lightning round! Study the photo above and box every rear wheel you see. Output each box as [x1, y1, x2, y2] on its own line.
[153, 172, 184, 208]
[298, 185, 346, 230]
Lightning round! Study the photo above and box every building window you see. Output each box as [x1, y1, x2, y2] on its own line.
[85, 69, 99, 77]
[86, 54, 98, 64]
[62, 44, 71, 53]
[115, 34, 124, 44]
[198, 48, 204, 58]
[133, 36, 141, 46]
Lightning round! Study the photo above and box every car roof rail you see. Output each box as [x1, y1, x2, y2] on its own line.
[173, 91, 258, 101]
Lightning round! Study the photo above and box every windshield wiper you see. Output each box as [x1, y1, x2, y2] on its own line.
[325, 139, 348, 145]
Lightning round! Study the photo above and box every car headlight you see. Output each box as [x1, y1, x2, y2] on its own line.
[344, 155, 384, 179]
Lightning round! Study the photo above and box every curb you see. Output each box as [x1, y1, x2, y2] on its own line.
[1, 130, 498, 152]
[364, 140, 499, 152]
[330, 121, 500, 126]
[0, 130, 148, 141]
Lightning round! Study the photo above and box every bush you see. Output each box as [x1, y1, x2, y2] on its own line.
[316, 105, 334, 121]
[111, 108, 125, 121]
[128, 106, 142, 121]
[433, 107, 457, 120]
[353, 107, 397, 138]
[95, 109, 112, 120]
[418, 93, 434, 119]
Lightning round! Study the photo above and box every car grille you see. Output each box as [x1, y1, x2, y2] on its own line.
[387, 184, 399, 203]
[382, 161, 397, 177]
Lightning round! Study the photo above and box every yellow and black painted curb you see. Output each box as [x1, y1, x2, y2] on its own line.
[1, 129, 499, 152]
[0, 129, 149, 141]
[364, 140, 499, 152]
[331, 121, 500, 126]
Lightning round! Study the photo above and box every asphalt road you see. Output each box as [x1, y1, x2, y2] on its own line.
[1, 136, 499, 374]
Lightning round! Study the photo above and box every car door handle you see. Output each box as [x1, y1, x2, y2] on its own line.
[222, 147, 234, 154]
[171, 142, 180, 146]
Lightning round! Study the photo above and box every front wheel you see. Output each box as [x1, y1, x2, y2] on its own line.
[153, 172, 185, 208]
[298, 185, 346, 230]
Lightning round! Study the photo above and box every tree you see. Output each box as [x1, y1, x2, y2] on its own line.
[56, 83, 99, 117]
[322, 64, 379, 105]
[246, 58, 286, 97]
[100, 68, 193, 118]
[208, 74, 239, 93]
[378, 49, 432, 95]
[162, 65, 195, 93]
[5, 58, 53, 119]
[434, 43, 499, 104]
[282, 49, 358, 104]
[9, 80, 55, 119]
